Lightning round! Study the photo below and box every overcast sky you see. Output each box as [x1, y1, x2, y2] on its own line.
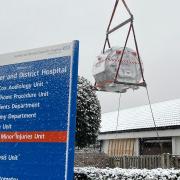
[0, 0, 179, 113]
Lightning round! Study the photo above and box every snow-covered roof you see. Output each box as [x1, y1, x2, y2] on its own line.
[100, 98, 180, 133]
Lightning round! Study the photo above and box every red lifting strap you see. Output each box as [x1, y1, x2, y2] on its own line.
[101, 0, 146, 88]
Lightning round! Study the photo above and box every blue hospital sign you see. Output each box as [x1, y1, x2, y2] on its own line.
[0, 41, 79, 179]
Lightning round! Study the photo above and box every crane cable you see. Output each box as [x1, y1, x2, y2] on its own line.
[145, 86, 162, 153]
[114, 87, 162, 153]
[145, 87, 160, 139]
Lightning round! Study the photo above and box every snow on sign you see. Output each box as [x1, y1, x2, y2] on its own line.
[0, 41, 79, 179]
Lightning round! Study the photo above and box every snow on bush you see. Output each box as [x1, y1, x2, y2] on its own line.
[74, 167, 180, 180]
[76, 76, 101, 148]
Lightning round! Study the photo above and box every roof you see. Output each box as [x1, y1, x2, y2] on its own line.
[100, 98, 180, 134]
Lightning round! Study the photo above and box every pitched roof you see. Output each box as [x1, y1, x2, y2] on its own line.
[100, 98, 180, 133]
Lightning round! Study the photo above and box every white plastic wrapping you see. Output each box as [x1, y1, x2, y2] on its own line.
[92, 47, 143, 92]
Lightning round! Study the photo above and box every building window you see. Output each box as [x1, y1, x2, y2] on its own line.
[139, 137, 172, 155]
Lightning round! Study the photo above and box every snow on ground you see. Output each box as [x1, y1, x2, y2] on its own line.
[74, 167, 180, 180]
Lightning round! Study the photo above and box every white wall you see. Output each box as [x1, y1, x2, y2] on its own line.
[172, 137, 180, 155]
[134, 139, 139, 156]
[101, 140, 109, 154]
